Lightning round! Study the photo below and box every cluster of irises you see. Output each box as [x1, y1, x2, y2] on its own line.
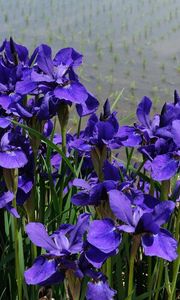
[0, 38, 179, 300]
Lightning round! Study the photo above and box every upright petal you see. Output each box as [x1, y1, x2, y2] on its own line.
[54, 47, 83, 68]
[109, 190, 133, 225]
[26, 222, 57, 252]
[36, 44, 54, 76]
[136, 96, 152, 128]
[68, 213, 90, 253]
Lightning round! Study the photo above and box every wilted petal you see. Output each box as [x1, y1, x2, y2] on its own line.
[109, 190, 133, 225]
[142, 229, 178, 261]
[87, 218, 121, 253]
[26, 222, 57, 252]
[86, 280, 116, 300]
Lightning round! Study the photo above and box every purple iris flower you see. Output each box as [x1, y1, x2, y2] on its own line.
[71, 160, 121, 206]
[108, 190, 178, 261]
[0, 38, 38, 113]
[16, 44, 99, 117]
[136, 92, 180, 144]
[24, 213, 90, 285]
[139, 138, 179, 181]
[71, 101, 127, 154]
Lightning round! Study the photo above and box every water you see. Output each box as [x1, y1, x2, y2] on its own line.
[0, 0, 180, 122]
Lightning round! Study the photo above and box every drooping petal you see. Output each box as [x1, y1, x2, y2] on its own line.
[142, 228, 178, 261]
[76, 92, 99, 117]
[5, 203, 20, 218]
[54, 82, 88, 104]
[24, 256, 64, 285]
[0, 149, 28, 169]
[71, 191, 90, 206]
[0, 191, 14, 208]
[0, 117, 11, 128]
[72, 179, 91, 191]
[86, 280, 116, 300]
[118, 126, 141, 147]
[15, 80, 37, 95]
[108, 190, 133, 225]
[26, 222, 57, 252]
[87, 218, 121, 253]
[151, 154, 178, 181]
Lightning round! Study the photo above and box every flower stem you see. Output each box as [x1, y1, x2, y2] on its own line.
[128, 235, 141, 299]
[170, 204, 180, 299]
[12, 206, 22, 300]
[106, 257, 112, 286]
[58, 104, 69, 216]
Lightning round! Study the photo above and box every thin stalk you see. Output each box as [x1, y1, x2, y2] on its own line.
[126, 147, 134, 172]
[154, 259, 164, 300]
[155, 180, 170, 300]
[170, 205, 180, 298]
[147, 257, 152, 298]
[128, 235, 141, 299]
[58, 103, 69, 216]
[3, 168, 22, 299]
[160, 180, 170, 200]
[106, 257, 112, 286]
[12, 208, 22, 300]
